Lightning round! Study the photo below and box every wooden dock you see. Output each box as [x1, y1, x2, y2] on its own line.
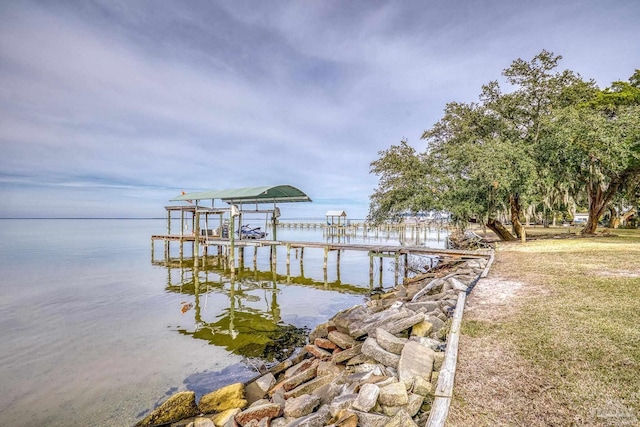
[151, 234, 490, 288]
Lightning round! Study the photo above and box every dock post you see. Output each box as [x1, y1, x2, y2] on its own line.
[404, 253, 409, 279]
[271, 244, 277, 272]
[194, 210, 200, 268]
[300, 247, 304, 276]
[394, 253, 399, 286]
[336, 250, 341, 283]
[286, 244, 291, 280]
[323, 246, 329, 287]
[151, 238, 155, 262]
[253, 246, 258, 271]
[379, 256, 383, 286]
[323, 246, 329, 272]
[369, 253, 374, 290]
[238, 246, 244, 271]
[229, 213, 235, 275]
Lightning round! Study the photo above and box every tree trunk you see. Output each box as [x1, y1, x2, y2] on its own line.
[509, 194, 526, 241]
[607, 206, 620, 229]
[583, 179, 623, 234]
[486, 218, 517, 241]
[621, 207, 636, 227]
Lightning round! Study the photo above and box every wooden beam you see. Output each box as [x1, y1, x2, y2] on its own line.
[426, 291, 466, 427]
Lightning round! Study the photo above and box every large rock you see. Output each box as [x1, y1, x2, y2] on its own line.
[314, 337, 339, 351]
[406, 393, 425, 417]
[198, 383, 247, 414]
[284, 404, 331, 427]
[312, 381, 342, 405]
[350, 308, 411, 338]
[362, 337, 400, 368]
[383, 409, 418, 427]
[329, 393, 358, 418]
[332, 306, 369, 334]
[279, 359, 319, 392]
[317, 360, 343, 377]
[211, 408, 241, 427]
[328, 330, 357, 349]
[284, 358, 316, 379]
[135, 391, 199, 426]
[378, 312, 425, 336]
[448, 277, 468, 292]
[398, 341, 435, 389]
[410, 320, 433, 337]
[352, 383, 380, 412]
[404, 301, 439, 313]
[284, 374, 337, 399]
[192, 417, 215, 427]
[304, 344, 333, 360]
[353, 410, 390, 427]
[414, 336, 444, 351]
[411, 376, 432, 396]
[245, 373, 276, 404]
[284, 394, 321, 418]
[375, 328, 407, 354]
[329, 409, 358, 427]
[308, 322, 330, 342]
[332, 343, 363, 364]
[234, 403, 282, 426]
[378, 382, 408, 406]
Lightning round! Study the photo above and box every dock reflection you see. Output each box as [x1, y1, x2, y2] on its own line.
[152, 256, 370, 361]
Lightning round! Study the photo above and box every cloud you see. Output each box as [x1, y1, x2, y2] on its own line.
[1, 0, 639, 218]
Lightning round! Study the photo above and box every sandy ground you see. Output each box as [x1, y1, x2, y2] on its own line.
[446, 275, 574, 427]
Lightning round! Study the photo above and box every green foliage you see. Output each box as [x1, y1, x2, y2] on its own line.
[587, 69, 640, 112]
[368, 51, 640, 237]
[368, 139, 436, 223]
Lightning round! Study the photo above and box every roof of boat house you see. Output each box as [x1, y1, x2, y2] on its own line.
[170, 185, 312, 204]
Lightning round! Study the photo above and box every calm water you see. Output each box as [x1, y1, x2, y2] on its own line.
[0, 219, 445, 426]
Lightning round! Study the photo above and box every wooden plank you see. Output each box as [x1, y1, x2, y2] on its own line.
[426, 397, 451, 427]
[149, 236, 492, 258]
[426, 291, 466, 427]
[481, 249, 496, 278]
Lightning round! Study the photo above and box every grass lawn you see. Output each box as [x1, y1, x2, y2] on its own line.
[447, 228, 640, 426]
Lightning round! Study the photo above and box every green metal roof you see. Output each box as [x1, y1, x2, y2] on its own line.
[170, 185, 312, 204]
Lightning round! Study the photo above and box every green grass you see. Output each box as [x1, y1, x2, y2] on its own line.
[450, 228, 640, 426]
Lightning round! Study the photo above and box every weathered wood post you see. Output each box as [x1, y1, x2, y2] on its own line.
[286, 243, 291, 279]
[194, 209, 200, 268]
[394, 252, 399, 286]
[253, 246, 258, 271]
[323, 245, 329, 272]
[404, 253, 409, 279]
[271, 244, 277, 272]
[229, 207, 236, 275]
[238, 246, 244, 271]
[369, 253, 374, 289]
[165, 209, 171, 259]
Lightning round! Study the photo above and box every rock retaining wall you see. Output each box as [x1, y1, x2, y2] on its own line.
[135, 256, 489, 427]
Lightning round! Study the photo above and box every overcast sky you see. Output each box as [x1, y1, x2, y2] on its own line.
[1, 0, 638, 218]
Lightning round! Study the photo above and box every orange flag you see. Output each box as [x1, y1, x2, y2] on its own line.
[181, 190, 193, 204]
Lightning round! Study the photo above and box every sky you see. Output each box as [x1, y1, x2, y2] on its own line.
[1, 1, 639, 219]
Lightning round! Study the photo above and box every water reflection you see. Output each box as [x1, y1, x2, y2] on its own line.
[153, 256, 370, 362]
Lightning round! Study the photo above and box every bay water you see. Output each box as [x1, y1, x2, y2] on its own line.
[0, 219, 445, 426]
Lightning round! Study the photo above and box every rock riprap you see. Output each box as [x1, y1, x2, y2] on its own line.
[134, 257, 488, 427]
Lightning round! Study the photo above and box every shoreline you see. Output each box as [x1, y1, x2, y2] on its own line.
[135, 253, 491, 427]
